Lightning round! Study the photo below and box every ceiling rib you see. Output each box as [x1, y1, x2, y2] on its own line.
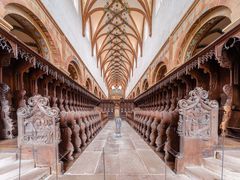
[81, 0, 153, 91]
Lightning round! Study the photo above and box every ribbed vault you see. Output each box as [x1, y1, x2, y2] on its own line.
[81, 0, 153, 91]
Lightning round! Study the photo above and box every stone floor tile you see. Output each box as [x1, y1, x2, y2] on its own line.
[118, 139, 135, 150]
[59, 175, 116, 180]
[85, 140, 106, 151]
[95, 154, 120, 175]
[63, 121, 188, 180]
[116, 175, 150, 180]
[119, 150, 148, 175]
[132, 140, 151, 150]
[66, 151, 101, 174]
[136, 149, 168, 174]
[148, 174, 173, 180]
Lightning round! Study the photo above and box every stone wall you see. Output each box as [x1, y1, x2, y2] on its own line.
[0, 0, 106, 98]
[127, 0, 240, 98]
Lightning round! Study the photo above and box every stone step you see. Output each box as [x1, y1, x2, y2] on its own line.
[0, 139, 17, 152]
[45, 174, 57, 180]
[0, 157, 16, 169]
[0, 152, 51, 180]
[166, 174, 191, 180]
[0, 160, 34, 180]
[0, 145, 18, 153]
[0, 153, 16, 160]
[13, 167, 50, 180]
[203, 157, 240, 175]
[0, 159, 33, 174]
[185, 166, 220, 180]
[0, 153, 16, 167]
[215, 150, 240, 166]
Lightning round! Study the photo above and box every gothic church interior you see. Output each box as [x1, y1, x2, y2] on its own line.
[0, 0, 240, 179]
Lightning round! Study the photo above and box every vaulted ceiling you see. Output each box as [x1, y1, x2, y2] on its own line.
[81, 0, 153, 91]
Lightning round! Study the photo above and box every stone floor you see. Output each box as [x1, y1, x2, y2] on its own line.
[59, 120, 189, 180]
[0, 138, 17, 153]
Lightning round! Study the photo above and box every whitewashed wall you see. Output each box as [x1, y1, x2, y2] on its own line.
[41, 0, 108, 95]
[125, 0, 194, 96]
[41, 0, 194, 97]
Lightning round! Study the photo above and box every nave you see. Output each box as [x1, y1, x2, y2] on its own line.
[58, 120, 188, 180]
[1, 1, 240, 180]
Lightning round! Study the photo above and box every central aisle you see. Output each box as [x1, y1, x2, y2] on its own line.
[60, 121, 189, 180]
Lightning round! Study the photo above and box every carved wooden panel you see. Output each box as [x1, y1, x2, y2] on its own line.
[0, 83, 14, 139]
[177, 87, 219, 139]
[17, 95, 60, 145]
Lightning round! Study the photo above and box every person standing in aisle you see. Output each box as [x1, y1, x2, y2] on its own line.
[114, 105, 121, 137]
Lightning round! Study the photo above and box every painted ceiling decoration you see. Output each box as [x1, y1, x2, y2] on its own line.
[81, 0, 153, 91]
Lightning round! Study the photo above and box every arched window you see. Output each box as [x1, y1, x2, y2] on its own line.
[86, 78, 92, 91]
[94, 87, 98, 96]
[4, 14, 50, 60]
[68, 63, 78, 80]
[184, 7, 231, 61]
[136, 87, 140, 96]
[142, 79, 149, 91]
[156, 65, 167, 82]
[68, 60, 82, 83]
[153, 62, 167, 83]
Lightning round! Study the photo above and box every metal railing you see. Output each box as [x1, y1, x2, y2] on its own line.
[103, 147, 106, 180]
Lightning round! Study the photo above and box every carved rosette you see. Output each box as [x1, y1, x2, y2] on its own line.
[177, 87, 219, 139]
[17, 95, 60, 145]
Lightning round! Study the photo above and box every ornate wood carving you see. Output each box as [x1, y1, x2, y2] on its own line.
[142, 114, 148, 138]
[150, 112, 160, 146]
[83, 115, 91, 142]
[59, 111, 74, 161]
[0, 53, 11, 67]
[0, 33, 100, 106]
[17, 94, 60, 145]
[155, 119, 167, 153]
[145, 113, 153, 142]
[189, 70, 208, 90]
[68, 112, 81, 153]
[177, 87, 219, 139]
[220, 84, 233, 134]
[0, 83, 14, 139]
[0, 36, 13, 53]
[75, 113, 87, 147]
[200, 63, 218, 98]
[215, 43, 232, 68]
[88, 115, 94, 139]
